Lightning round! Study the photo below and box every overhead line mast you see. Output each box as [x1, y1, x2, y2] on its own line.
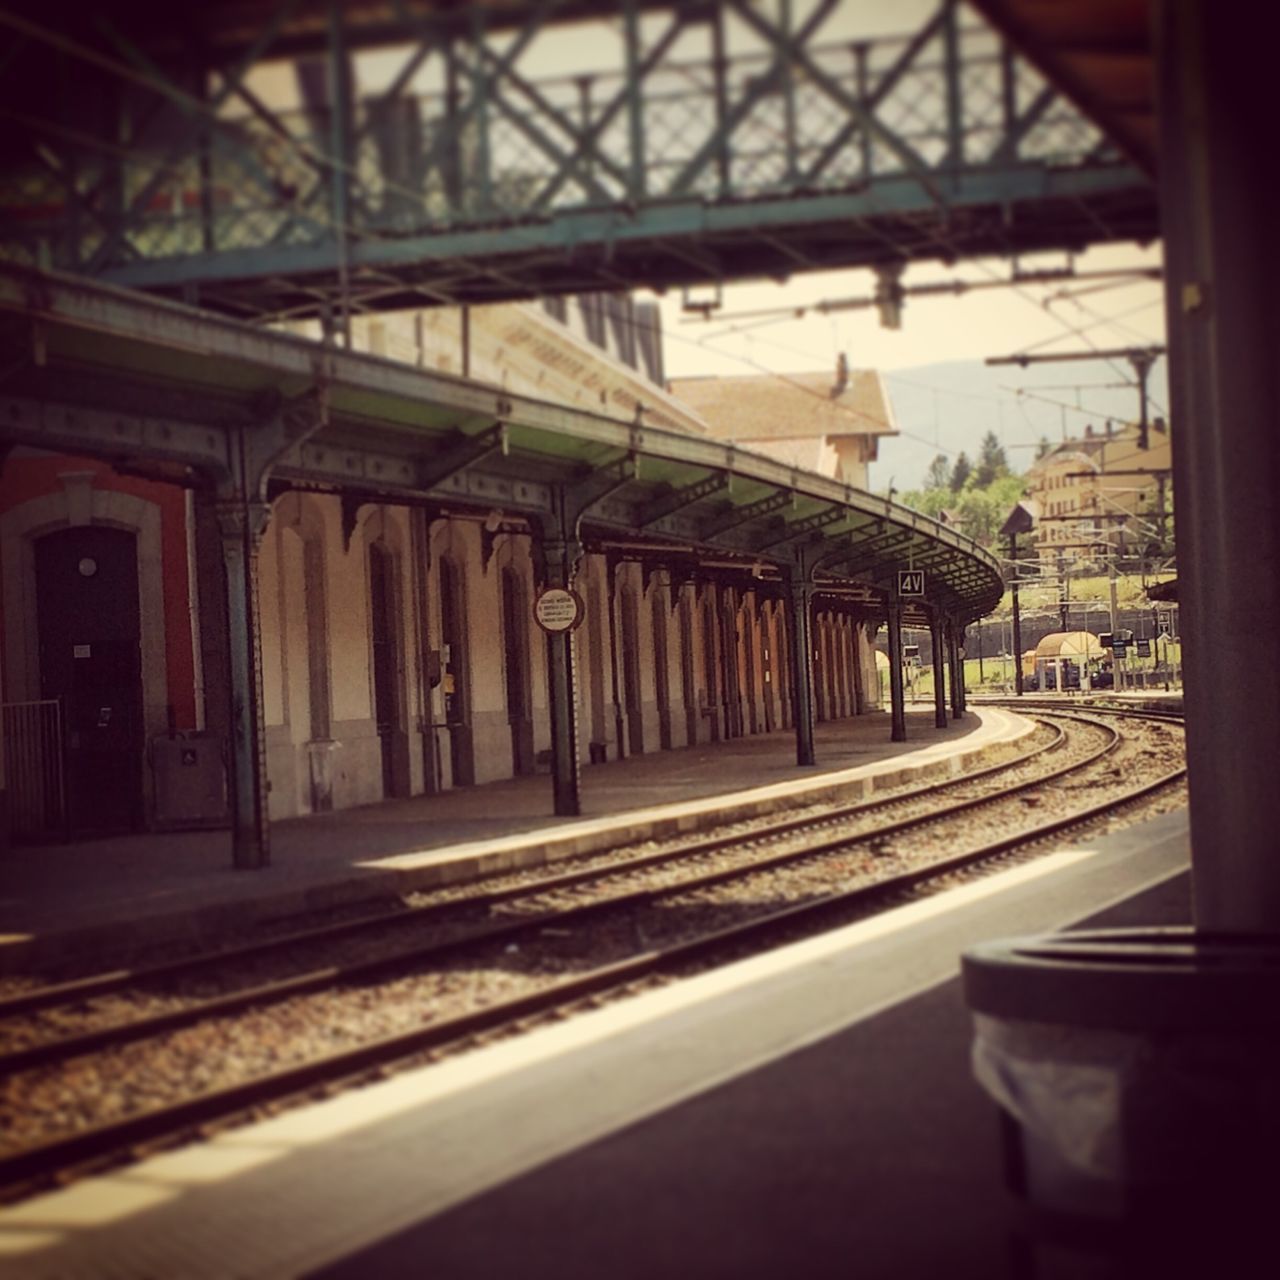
[985, 345, 1166, 449]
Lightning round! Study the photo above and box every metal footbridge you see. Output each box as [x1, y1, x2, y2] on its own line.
[0, 0, 1157, 321]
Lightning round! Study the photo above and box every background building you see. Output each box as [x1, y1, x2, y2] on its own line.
[667, 357, 895, 491]
[1024, 418, 1173, 573]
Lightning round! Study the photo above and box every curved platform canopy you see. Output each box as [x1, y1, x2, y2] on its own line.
[0, 263, 1002, 622]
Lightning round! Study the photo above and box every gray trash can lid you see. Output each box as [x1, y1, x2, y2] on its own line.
[963, 927, 1280, 1033]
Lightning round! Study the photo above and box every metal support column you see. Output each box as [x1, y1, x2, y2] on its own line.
[208, 386, 328, 869]
[886, 598, 907, 742]
[1010, 532, 1024, 697]
[535, 520, 583, 818]
[931, 611, 948, 729]
[215, 498, 272, 868]
[606, 557, 626, 759]
[948, 619, 964, 720]
[533, 459, 637, 814]
[1157, 2, 1280, 931]
[785, 567, 816, 766]
[328, 0, 354, 346]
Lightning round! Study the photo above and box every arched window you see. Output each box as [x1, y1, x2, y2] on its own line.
[651, 583, 672, 750]
[501, 564, 534, 774]
[368, 541, 403, 797]
[620, 581, 644, 754]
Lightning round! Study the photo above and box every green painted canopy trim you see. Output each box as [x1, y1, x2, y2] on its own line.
[0, 264, 1002, 618]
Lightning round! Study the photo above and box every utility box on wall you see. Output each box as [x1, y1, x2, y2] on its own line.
[150, 734, 228, 829]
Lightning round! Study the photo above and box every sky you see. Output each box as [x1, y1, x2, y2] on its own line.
[644, 240, 1168, 492]
[650, 242, 1165, 380]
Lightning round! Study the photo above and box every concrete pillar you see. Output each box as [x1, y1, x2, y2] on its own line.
[215, 498, 272, 869]
[786, 569, 816, 766]
[0, 446, 6, 849]
[0, 635, 7, 854]
[1157, 2, 1280, 930]
[887, 600, 906, 742]
[931, 611, 948, 729]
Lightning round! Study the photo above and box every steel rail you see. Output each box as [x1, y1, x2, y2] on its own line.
[0, 731, 1187, 1198]
[0, 716, 1110, 1075]
[974, 696, 1185, 725]
[0, 717, 1071, 1022]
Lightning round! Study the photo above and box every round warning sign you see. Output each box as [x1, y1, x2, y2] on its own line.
[533, 587, 584, 633]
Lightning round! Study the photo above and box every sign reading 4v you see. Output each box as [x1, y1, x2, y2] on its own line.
[897, 569, 926, 596]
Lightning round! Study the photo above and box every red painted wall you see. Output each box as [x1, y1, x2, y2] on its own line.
[0, 454, 198, 730]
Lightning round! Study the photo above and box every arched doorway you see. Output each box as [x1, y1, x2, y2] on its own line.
[651, 586, 672, 750]
[501, 566, 535, 775]
[701, 588, 721, 742]
[679, 586, 698, 747]
[35, 526, 143, 834]
[368, 541, 404, 798]
[438, 556, 474, 786]
[620, 583, 644, 755]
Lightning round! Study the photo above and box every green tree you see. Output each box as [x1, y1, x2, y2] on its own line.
[899, 486, 951, 520]
[975, 431, 1009, 487]
[923, 453, 952, 491]
[950, 451, 972, 492]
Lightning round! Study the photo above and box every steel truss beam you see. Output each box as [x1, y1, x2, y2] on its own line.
[634, 470, 729, 529]
[0, 1, 1156, 316]
[701, 489, 793, 541]
[753, 505, 853, 552]
[0, 260, 1004, 622]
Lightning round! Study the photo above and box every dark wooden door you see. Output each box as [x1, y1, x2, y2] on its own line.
[35, 526, 143, 834]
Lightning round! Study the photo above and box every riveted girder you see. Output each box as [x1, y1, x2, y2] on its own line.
[0, 261, 1005, 618]
[0, 1, 1157, 318]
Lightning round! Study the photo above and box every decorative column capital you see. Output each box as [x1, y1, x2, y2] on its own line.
[214, 498, 272, 548]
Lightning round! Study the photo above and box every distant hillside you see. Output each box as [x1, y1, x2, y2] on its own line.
[869, 357, 1170, 495]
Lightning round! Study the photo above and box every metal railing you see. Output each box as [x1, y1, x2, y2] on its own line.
[0, 3, 1146, 313]
[2, 699, 67, 844]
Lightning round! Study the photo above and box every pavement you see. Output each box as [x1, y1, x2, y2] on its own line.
[0, 807, 1193, 1280]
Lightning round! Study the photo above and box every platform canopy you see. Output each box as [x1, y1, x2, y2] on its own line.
[1032, 631, 1104, 660]
[0, 262, 1003, 620]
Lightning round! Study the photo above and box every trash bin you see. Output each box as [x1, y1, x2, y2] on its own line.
[962, 928, 1280, 1277]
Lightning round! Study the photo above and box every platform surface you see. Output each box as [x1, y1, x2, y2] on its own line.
[0, 807, 1191, 1279]
[0, 705, 1028, 971]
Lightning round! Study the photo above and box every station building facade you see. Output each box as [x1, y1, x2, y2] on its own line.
[0, 295, 896, 844]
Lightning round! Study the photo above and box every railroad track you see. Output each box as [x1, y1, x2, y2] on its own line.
[974, 695, 1185, 724]
[0, 706, 1185, 1199]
